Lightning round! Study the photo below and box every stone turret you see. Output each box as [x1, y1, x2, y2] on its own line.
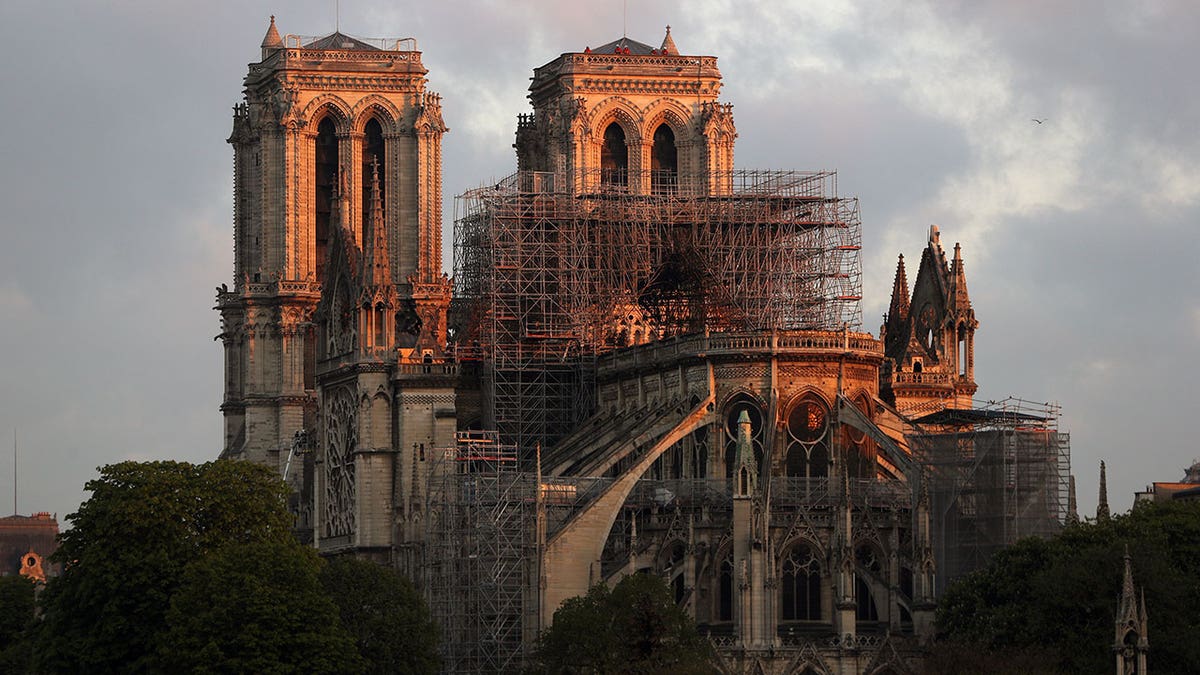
[659, 25, 679, 55]
[1114, 549, 1148, 675]
[261, 15, 283, 60]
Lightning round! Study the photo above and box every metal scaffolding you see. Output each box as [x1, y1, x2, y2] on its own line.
[425, 432, 536, 674]
[454, 169, 863, 455]
[907, 398, 1071, 593]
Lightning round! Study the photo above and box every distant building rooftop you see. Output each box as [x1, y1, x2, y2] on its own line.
[0, 512, 59, 580]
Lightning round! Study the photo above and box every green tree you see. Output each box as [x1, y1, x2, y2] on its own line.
[0, 575, 36, 672]
[320, 556, 440, 674]
[535, 573, 716, 674]
[33, 460, 296, 673]
[160, 540, 362, 674]
[935, 499, 1200, 673]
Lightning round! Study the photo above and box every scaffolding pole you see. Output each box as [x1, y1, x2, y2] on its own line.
[425, 431, 535, 674]
[453, 169, 864, 457]
[907, 398, 1071, 593]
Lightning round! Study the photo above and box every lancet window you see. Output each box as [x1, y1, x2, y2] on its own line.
[314, 117, 339, 284]
[784, 396, 830, 480]
[855, 545, 882, 622]
[362, 117, 385, 236]
[781, 543, 822, 621]
[601, 122, 628, 186]
[650, 124, 677, 193]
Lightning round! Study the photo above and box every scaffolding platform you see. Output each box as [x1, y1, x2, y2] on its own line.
[454, 169, 863, 455]
[907, 398, 1071, 593]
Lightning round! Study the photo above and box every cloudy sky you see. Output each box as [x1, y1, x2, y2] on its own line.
[1, 1, 1196, 524]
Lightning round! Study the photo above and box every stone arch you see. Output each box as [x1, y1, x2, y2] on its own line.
[641, 98, 692, 139]
[778, 534, 826, 563]
[590, 97, 642, 143]
[303, 94, 353, 134]
[780, 386, 833, 414]
[540, 390, 715, 626]
[351, 95, 403, 135]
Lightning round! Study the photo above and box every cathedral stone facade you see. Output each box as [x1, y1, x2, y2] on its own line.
[219, 19, 1068, 675]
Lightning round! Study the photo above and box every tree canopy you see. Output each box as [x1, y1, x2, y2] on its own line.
[934, 499, 1200, 673]
[32, 460, 301, 673]
[535, 573, 715, 674]
[320, 555, 441, 674]
[161, 540, 362, 674]
[0, 575, 35, 672]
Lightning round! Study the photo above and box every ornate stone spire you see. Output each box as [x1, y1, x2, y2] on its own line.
[888, 254, 910, 323]
[660, 25, 679, 55]
[949, 242, 972, 311]
[1114, 547, 1149, 675]
[1066, 474, 1080, 525]
[1097, 460, 1111, 522]
[261, 15, 284, 60]
[363, 157, 391, 289]
[732, 410, 757, 498]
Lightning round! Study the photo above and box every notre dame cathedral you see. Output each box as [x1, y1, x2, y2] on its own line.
[217, 17, 1072, 674]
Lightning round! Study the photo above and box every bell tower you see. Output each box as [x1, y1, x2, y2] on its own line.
[514, 26, 737, 196]
[217, 16, 451, 474]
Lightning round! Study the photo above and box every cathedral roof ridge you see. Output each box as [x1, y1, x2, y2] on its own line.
[303, 31, 383, 51]
[592, 36, 658, 55]
[288, 32, 419, 53]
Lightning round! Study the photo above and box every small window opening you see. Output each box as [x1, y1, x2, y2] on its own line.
[651, 124, 677, 193]
[600, 122, 628, 186]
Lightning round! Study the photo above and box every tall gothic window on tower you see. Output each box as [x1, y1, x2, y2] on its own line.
[362, 118, 386, 237]
[651, 124, 677, 194]
[314, 118, 339, 285]
[601, 122, 628, 187]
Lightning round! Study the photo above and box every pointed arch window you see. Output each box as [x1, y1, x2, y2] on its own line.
[723, 396, 763, 484]
[651, 123, 677, 194]
[784, 396, 830, 481]
[314, 117, 339, 285]
[843, 394, 877, 479]
[362, 118, 386, 239]
[691, 427, 708, 479]
[781, 544, 822, 621]
[855, 545, 882, 622]
[718, 553, 734, 621]
[601, 122, 628, 186]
